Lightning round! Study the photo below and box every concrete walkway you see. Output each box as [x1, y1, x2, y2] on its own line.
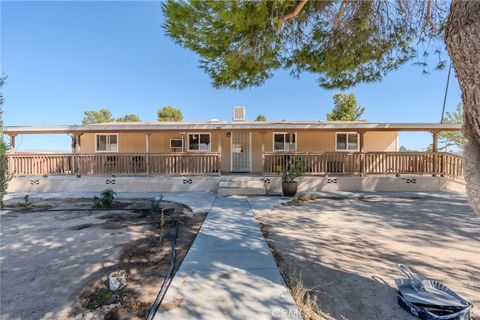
[156, 196, 300, 320]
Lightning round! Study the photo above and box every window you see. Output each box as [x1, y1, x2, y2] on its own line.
[96, 134, 118, 152]
[170, 139, 184, 149]
[273, 133, 296, 151]
[188, 133, 211, 151]
[336, 132, 359, 151]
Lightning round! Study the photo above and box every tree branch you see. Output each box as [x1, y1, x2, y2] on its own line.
[280, 0, 309, 24]
[333, 0, 348, 30]
[423, 0, 436, 32]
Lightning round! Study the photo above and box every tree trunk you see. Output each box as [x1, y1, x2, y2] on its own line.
[445, 0, 480, 215]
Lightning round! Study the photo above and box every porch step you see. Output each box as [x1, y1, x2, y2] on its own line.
[218, 178, 266, 196]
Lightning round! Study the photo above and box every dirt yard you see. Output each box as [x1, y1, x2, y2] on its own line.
[0, 197, 206, 320]
[255, 193, 480, 320]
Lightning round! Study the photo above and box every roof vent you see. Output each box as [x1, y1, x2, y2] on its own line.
[232, 106, 246, 121]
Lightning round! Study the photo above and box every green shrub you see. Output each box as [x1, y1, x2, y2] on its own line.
[149, 195, 163, 214]
[0, 153, 10, 209]
[16, 194, 32, 209]
[150, 195, 167, 232]
[282, 157, 306, 182]
[93, 189, 116, 209]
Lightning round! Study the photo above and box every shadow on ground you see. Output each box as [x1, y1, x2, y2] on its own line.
[255, 193, 480, 320]
[0, 199, 203, 320]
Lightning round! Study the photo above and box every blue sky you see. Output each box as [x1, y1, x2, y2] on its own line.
[1, 1, 461, 151]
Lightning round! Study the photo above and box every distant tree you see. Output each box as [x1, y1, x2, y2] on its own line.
[157, 106, 183, 122]
[255, 114, 267, 121]
[424, 104, 467, 153]
[439, 103, 467, 152]
[82, 108, 114, 125]
[399, 145, 411, 152]
[116, 114, 141, 122]
[326, 93, 364, 121]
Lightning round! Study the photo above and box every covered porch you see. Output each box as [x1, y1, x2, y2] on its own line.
[3, 122, 464, 180]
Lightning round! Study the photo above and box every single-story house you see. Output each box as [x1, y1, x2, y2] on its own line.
[3, 108, 463, 179]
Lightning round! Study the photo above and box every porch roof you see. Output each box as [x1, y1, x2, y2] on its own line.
[3, 121, 462, 135]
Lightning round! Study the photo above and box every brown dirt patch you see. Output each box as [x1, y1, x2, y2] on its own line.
[56, 199, 207, 320]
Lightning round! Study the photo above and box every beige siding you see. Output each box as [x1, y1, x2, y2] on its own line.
[297, 130, 336, 152]
[80, 131, 220, 154]
[276, 130, 398, 153]
[150, 131, 219, 153]
[364, 131, 398, 152]
[150, 131, 184, 153]
[80, 132, 146, 153]
[79, 129, 399, 172]
[251, 131, 264, 173]
[220, 131, 231, 172]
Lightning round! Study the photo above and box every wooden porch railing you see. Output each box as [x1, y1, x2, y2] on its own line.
[8, 153, 74, 176]
[7, 151, 464, 179]
[7, 153, 221, 176]
[263, 152, 464, 179]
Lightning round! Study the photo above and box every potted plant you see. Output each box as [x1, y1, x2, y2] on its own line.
[281, 159, 306, 197]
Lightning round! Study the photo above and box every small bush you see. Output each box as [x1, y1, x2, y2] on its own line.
[0, 153, 11, 209]
[150, 195, 168, 232]
[93, 189, 116, 209]
[284, 270, 321, 320]
[16, 194, 32, 209]
[282, 158, 307, 182]
[149, 195, 163, 214]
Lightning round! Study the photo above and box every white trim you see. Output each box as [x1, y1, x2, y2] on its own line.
[169, 138, 184, 149]
[145, 134, 150, 153]
[273, 132, 297, 152]
[290, 131, 297, 152]
[249, 132, 252, 172]
[186, 132, 211, 152]
[4, 123, 462, 135]
[335, 132, 360, 152]
[95, 133, 119, 153]
[396, 132, 400, 151]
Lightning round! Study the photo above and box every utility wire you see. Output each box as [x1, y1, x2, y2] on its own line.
[440, 63, 452, 123]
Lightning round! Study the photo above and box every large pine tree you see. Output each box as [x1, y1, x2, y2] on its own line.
[163, 0, 480, 214]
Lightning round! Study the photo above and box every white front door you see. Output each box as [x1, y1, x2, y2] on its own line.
[231, 131, 251, 172]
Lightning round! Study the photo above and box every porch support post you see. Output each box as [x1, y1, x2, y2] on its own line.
[217, 130, 222, 176]
[145, 133, 151, 176]
[6, 134, 16, 176]
[288, 132, 294, 152]
[71, 134, 76, 175]
[71, 134, 81, 175]
[261, 131, 265, 174]
[432, 130, 438, 176]
[359, 130, 365, 176]
[76, 135, 82, 153]
[8, 134, 16, 153]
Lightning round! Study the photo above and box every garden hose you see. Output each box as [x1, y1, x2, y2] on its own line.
[145, 221, 179, 320]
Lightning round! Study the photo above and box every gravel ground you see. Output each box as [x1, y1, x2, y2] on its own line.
[255, 193, 480, 320]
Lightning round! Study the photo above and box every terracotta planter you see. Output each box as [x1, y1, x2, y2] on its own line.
[282, 181, 298, 197]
